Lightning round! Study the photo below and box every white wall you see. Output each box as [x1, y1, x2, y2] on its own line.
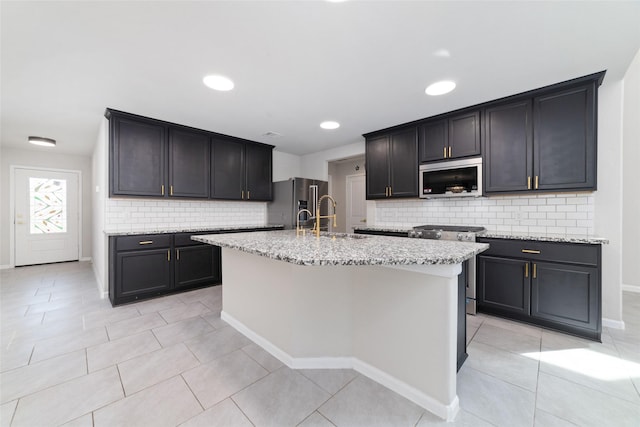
[622, 49, 640, 291]
[594, 79, 624, 325]
[300, 141, 366, 181]
[91, 118, 108, 294]
[0, 146, 93, 268]
[273, 150, 302, 181]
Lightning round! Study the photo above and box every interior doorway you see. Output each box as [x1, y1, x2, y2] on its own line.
[327, 155, 366, 233]
[12, 167, 81, 266]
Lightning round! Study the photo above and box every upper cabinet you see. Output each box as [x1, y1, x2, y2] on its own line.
[365, 127, 418, 199]
[109, 114, 167, 197]
[483, 73, 601, 194]
[211, 138, 273, 201]
[419, 111, 481, 163]
[107, 109, 273, 201]
[169, 128, 210, 198]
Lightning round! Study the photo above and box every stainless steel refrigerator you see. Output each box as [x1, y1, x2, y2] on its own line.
[267, 178, 329, 230]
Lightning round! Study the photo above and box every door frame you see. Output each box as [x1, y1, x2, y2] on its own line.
[345, 172, 366, 233]
[9, 165, 83, 268]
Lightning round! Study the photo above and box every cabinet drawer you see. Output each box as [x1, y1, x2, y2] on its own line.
[174, 232, 211, 247]
[115, 234, 172, 251]
[477, 238, 599, 266]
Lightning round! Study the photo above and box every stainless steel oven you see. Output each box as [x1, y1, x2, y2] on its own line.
[409, 224, 485, 314]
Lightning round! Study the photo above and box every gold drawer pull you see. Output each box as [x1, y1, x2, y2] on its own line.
[521, 249, 540, 254]
[527, 176, 531, 190]
[525, 263, 529, 278]
[533, 263, 537, 279]
[139, 241, 153, 245]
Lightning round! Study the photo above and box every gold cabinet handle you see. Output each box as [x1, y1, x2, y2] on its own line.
[247, 190, 250, 200]
[521, 249, 541, 254]
[448, 146, 452, 158]
[139, 241, 153, 245]
[535, 176, 539, 190]
[385, 187, 388, 197]
[167, 249, 170, 262]
[525, 263, 529, 278]
[527, 176, 531, 190]
[241, 190, 245, 200]
[389, 187, 392, 196]
[161, 184, 165, 196]
[170, 185, 173, 196]
[176, 249, 180, 261]
[443, 147, 447, 158]
[533, 263, 537, 279]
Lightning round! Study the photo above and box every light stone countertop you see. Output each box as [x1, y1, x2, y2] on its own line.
[104, 224, 284, 236]
[353, 226, 608, 245]
[193, 230, 489, 267]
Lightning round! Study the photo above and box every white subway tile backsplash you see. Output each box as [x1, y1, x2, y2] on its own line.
[373, 192, 595, 235]
[105, 198, 268, 231]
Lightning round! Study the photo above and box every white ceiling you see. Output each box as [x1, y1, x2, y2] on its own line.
[2, 1, 639, 157]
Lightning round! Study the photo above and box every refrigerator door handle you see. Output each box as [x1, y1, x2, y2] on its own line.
[309, 185, 318, 216]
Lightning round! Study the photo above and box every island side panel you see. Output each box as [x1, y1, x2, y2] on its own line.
[221, 248, 354, 359]
[352, 265, 458, 409]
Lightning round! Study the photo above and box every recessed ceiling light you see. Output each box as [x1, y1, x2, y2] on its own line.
[28, 136, 56, 147]
[320, 121, 340, 130]
[203, 75, 234, 91]
[425, 80, 456, 96]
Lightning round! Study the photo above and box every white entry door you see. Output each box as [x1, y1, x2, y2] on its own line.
[346, 174, 366, 233]
[14, 168, 80, 266]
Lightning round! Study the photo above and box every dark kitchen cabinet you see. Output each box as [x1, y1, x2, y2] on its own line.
[211, 138, 273, 201]
[531, 262, 599, 331]
[168, 128, 210, 198]
[533, 85, 597, 191]
[483, 100, 533, 193]
[174, 233, 221, 289]
[109, 234, 173, 305]
[109, 232, 221, 306]
[109, 114, 167, 197]
[483, 73, 602, 194]
[365, 127, 418, 199]
[106, 109, 273, 201]
[478, 255, 531, 316]
[418, 111, 480, 163]
[476, 237, 601, 341]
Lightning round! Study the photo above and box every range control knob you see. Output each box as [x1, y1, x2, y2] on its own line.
[457, 233, 473, 241]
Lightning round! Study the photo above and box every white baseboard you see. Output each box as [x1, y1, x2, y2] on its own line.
[221, 311, 458, 421]
[0, 264, 13, 270]
[602, 318, 625, 330]
[80, 257, 92, 262]
[622, 284, 640, 293]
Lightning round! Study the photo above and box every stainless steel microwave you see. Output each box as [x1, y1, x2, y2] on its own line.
[419, 157, 483, 198]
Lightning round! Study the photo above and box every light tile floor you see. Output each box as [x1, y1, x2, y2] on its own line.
[1, 261, 639, 426]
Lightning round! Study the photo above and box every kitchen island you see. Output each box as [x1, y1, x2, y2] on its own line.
[193, 230, 488, 420]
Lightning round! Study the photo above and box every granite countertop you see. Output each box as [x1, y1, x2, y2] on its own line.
[354, 226, 608, 245]
[478, 231, 609, 245]
[104, 224, 284, 236]
[193, 230, 488, 267]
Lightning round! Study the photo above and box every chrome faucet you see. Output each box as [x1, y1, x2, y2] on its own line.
[314, 194, 337, 237]
[296, 208, 314, 236]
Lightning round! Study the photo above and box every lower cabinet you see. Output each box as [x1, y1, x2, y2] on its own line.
[477, 238, 601, 341]
[109, 233, 221, 306]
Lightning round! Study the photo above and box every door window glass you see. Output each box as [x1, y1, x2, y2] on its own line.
[29, 178, 67, 234]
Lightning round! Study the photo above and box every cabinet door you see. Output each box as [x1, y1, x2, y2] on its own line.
[211, 138, 244, 200]
[175, 245, 221, 289]
[477, 255, 530, 315]
[365, 135, 391, 199]
[389, 128, 418, 198]
[418, 120, 447, 163]
[483, 100, 533, 193]
[533, 84, 596, 191]
[115, 249, 172, 300]
[449, 111, 481, 159]
[169, 128, 210, 198]
[245, 143, 273, 201]
[531, 261, 599, 331]
[110, 116, 166, 197]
